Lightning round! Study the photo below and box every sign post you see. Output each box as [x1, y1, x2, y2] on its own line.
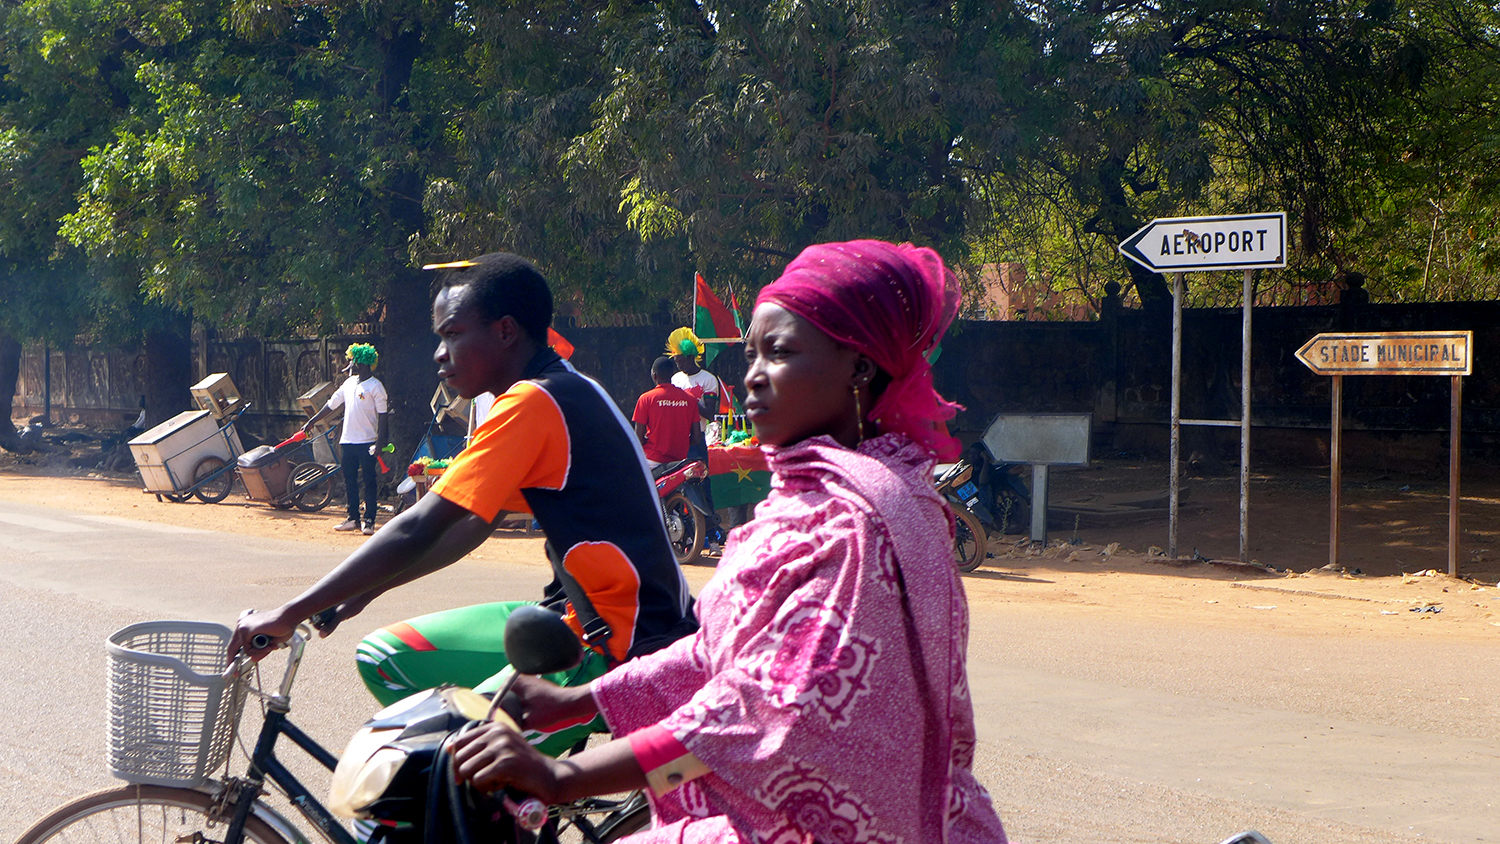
[1119, 212, 1286, 562]
[1295, 331, 1473, 575]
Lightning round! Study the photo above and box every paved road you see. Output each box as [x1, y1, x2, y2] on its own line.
[2, 498, 1496, 843]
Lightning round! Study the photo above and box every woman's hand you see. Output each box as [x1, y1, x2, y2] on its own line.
[506, 674, 599, 732]
[451, 721, 561, 802]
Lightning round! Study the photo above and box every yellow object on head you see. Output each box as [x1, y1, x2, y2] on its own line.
[665, 327, 703, 360]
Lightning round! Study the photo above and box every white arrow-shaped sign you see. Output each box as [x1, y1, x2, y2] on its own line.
[1118, 212, 1286, 273]
[1295, 331, 1472, 376]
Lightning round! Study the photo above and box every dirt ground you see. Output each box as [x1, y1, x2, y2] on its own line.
[4, 424, 1500, 643]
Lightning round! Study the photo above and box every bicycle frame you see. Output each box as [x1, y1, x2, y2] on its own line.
[214, 629, 643, 844]
[222, 632, 358, 844]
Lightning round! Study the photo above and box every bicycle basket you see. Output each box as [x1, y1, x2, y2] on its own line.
[105, 620, 249, 787]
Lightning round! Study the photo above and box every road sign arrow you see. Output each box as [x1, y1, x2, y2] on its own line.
[1118, 213, 1286, 273]
[1296, 331, 1472, 376]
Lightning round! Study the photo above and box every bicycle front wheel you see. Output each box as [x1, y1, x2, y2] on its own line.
[17, 785, 291, 844]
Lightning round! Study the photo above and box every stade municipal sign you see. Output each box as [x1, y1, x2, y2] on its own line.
[1118, 212, 1287, 273]
[1295, 331, 1472, 376]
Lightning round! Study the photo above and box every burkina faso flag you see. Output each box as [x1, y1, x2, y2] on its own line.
[694, 273, 741, 366]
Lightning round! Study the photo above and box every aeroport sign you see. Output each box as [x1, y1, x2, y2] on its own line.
[1118, 212, 1286, 273]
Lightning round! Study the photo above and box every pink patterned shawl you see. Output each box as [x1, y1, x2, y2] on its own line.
[756, 240, 963, 461]
[593, 433, 1006, 844]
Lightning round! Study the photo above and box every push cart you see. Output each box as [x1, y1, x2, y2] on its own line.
[129, 403, 250, 504]
[237, 428, 341, 511]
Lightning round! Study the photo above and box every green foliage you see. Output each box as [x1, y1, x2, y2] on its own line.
[977, 0, 1500, 309]
[557, 0, 1034, 302]
[0, 0, 1498, 359]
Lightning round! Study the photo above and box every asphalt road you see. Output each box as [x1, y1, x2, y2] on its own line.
[2, 498, 1496, 844]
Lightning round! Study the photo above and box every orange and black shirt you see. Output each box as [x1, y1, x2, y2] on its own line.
[431, 349, 694, 662]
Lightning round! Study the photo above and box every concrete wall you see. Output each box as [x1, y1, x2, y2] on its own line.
[16, 299, 1500, 471]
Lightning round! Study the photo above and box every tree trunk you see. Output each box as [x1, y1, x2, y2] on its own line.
[381, 267, 438, 479]
[374, 17, 434, 484]
[0, 328, 22, 451]
[143, 317, 194, 428]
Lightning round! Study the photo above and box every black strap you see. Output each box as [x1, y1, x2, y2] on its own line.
[543, 541, 616, 665]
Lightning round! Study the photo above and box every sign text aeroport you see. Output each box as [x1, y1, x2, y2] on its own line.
[1118, 212, 1287, 273]
[1294, 331, 1472, 376]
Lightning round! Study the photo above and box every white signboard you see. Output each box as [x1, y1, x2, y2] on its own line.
[981, 413, 1092, 466]
[1295, 331, 1473, 377]
[1118, 212, 1286, 273]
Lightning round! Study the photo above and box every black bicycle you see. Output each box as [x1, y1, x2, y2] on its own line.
[16, 620, 647, 844]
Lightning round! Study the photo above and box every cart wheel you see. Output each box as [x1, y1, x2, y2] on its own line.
[289, 462, 334, 512]
[192, 456, 234, 504]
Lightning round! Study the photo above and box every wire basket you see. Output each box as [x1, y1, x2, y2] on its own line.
[105, 620, 249, 787]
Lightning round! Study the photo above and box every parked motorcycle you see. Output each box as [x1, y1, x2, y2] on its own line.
[652, 458, 713, 565]
[935, 442, 1031, 572]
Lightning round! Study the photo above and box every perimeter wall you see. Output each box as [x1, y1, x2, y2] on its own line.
[14, 298, 1500, 472]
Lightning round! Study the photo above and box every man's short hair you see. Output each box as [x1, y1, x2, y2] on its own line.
[651, 356, 677, 382]
[438, 253, 553, 343]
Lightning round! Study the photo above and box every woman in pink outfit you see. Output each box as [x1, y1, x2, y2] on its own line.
[454, 240, 1008, 843]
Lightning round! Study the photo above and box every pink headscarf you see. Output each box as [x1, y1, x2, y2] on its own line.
[757, 239, 963, 460]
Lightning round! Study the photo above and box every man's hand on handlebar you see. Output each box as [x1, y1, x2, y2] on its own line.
[308, 595, 372, 638]
[227, 607, 302, 663]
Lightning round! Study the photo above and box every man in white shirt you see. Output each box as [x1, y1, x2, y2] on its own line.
[665, 327, 722, 428]
[665, 327, 726, 551]
[303, 343, 389, 535]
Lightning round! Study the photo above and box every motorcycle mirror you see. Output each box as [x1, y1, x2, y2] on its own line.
[503, 605, 583, 676]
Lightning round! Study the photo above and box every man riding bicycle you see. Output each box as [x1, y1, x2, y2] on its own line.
[229, 252, 696, 754]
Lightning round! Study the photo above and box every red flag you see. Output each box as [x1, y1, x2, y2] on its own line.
[694, 273, 740, 345]
[548, 328, 575, 359]
[729, 288, 746, 335]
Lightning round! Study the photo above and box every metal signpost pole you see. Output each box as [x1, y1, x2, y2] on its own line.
[1119, 213, 1285, 564]
[43, 341, 52, 426]
[1450, 375, 1462, 576]
[1240, 269, 1252, 562]
[1169, 272, 1183, 561]
[1295, 331, 1472, 575]
[1330, 374, 1342, 570]
[1031, 464, 1050, 546]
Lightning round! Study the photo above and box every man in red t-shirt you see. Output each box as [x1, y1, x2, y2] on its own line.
[633, 356, 701, 469]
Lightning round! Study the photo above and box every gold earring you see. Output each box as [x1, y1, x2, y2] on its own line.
[853, 385, 865, 446]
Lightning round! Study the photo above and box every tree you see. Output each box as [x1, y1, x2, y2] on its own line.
[0, 0, 174, 444]
[57, 0, 463, 456]
[540, 0, 1040, 304]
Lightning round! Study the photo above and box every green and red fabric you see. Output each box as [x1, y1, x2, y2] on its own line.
[356, 600, 609, 757]
[693, 273, 741, 366]
[706, 444, 771, 509]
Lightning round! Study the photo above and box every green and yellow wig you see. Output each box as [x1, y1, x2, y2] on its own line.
[665, 327, 703, 361]
[346, 343, 379, 368]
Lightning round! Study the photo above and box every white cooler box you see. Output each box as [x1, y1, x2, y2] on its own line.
[129, 410, 234, 494]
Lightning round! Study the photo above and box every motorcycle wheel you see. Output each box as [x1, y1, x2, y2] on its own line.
[663, 491, 705, 565]
[952, 507, 987, 573]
